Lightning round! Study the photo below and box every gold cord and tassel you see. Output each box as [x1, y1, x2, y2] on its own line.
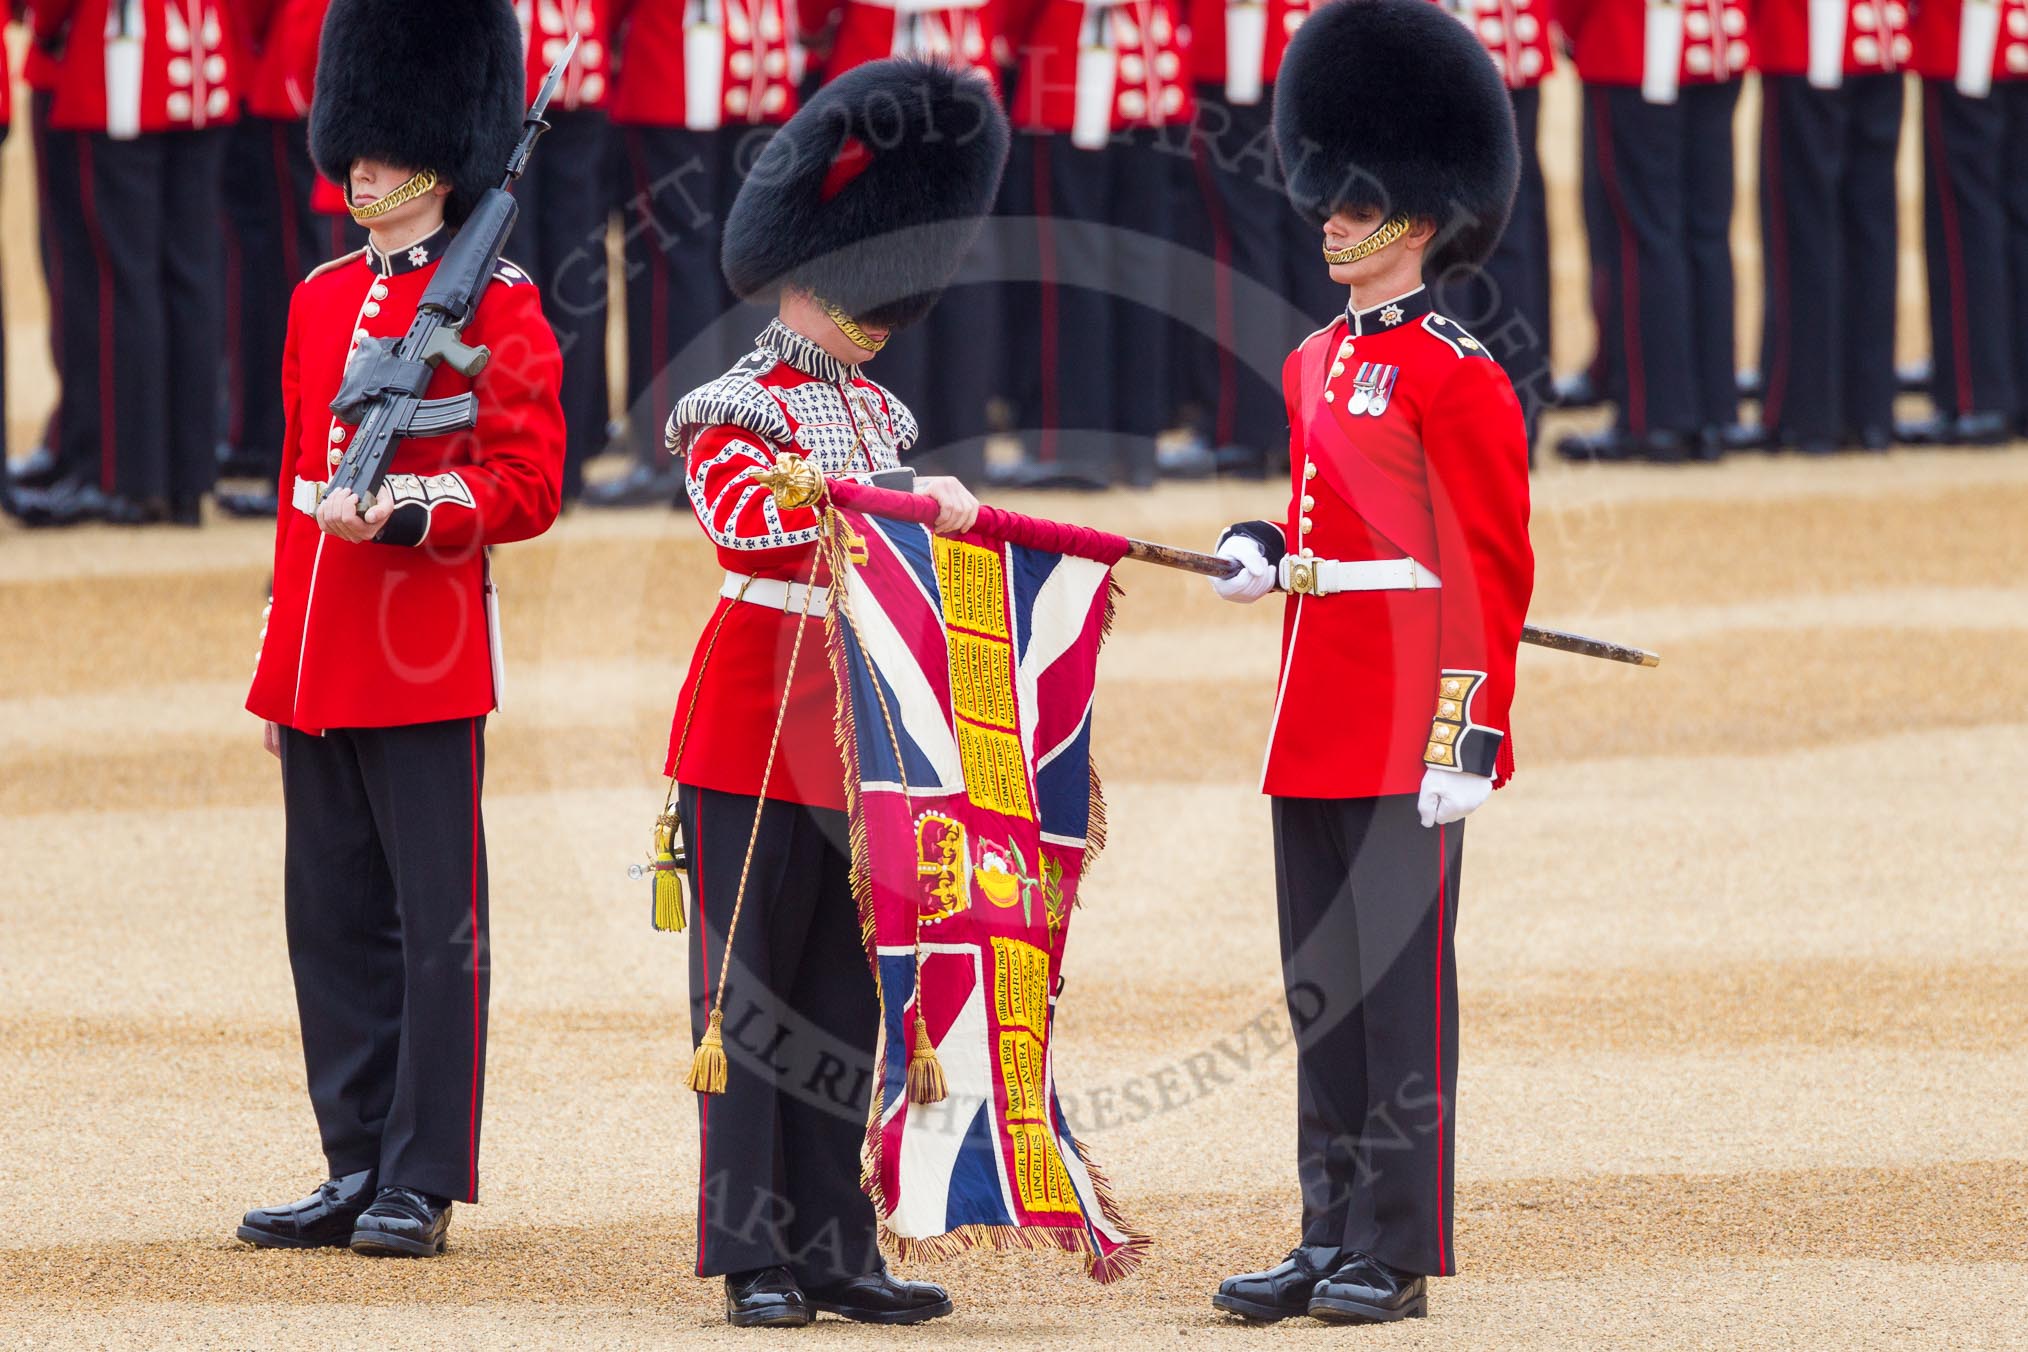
[687, 1008, 729, 1094]
[906, 1011, 948, 1105]
[649, 810, 687, 933]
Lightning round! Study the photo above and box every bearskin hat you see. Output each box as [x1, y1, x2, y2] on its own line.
[1273, 0, 1519, 277]
[722, 59, 1011, 331]
[309, 0, 526, 226]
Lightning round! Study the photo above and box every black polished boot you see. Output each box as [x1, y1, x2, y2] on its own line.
[724, 1266, 813, 1328]
[1307, 1252, 1428, 1324]
[805, 1263, 953, 1325]
[7, 444, 61, 490]
[1894, 410, 2012, 446]
[236, 1170, 377, 1249]
[1213, 1245, 1343, 1322]
[216, 488, 282, 520]
[349, 1186, 454, 1257]
[1551, 369, 1607, 409]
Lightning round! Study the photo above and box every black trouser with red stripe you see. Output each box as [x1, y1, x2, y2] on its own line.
[1273, 793, 1464, 1278]
[222, 116, 336, 479]
[507, 107, 613, 500]
[279, 718, 491, 1205]
[32, 92, 105, 484]
[1757, 74, 1903, 445]
[675, 785, 883, 1285]
[1583, 81, 1740, 437]
[1920, 79, 2028, 422]
[1173, 85, 1346, 458]
[78, 126, 229, 501]
[613, 124, 771, 466]
[998, 127, 1176, 485]
[1438, 86, 1553, 450]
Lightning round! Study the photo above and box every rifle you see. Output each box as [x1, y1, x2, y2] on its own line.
[323, 36, 579, 505]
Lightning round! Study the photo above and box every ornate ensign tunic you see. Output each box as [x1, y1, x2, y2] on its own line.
[1259, 287, 1534, 799]
[666, 321, 918, 810]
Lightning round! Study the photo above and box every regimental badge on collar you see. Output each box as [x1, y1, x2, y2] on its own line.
[407, 243, 431, 268]
[1346, 362, 1401, 417]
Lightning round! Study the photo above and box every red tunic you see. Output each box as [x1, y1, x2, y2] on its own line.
[1750, 0, 1911, 77]
[241, 0, 327, 119]
[36, 0, 243, 133]
[1907, 0, 2028, 84]
[809, 0, 1006, 90]
[1006, 0, 1194, 136]
[1443, 0, 1556, 89]
[608, 0, 801, 127]
[519, 0, 613, 109]
[247, 227, 567, 735]
[666, 321, 918, 812]
[1558, 0, 1751, 87]
[1184, 0, 1315, 94]
[1261, 287, 1533, 799]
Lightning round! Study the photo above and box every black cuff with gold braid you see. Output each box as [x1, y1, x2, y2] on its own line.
[1424, 670, 1503, 777]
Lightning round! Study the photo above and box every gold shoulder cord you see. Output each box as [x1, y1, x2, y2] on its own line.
[348, 168, 440, 223]
[1322, 214, 1411, 266]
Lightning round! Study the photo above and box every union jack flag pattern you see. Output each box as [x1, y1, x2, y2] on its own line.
[819, 500, 1148, 1281]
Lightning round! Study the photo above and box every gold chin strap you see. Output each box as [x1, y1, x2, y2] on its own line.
[821, 299, 890, 354]
[349, 168, 440, 223]
[1322, 214, 1412, 266]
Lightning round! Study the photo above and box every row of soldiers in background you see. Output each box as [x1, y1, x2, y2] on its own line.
[4, 0, 2028, 528]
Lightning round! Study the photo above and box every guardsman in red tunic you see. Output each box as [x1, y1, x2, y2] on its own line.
[997, 0, 1194, 488]
[664, 60, 1003, 1326]
[588, 0, 805, 507]
[1210, 0, 1532, 1324]
[1433, 0, 1556, 454]
[216, 0, 349, 520]
[1750, 0, 1909, 453]
[800, 0, 1008, 482]
[1899, 0, 2028, 443]
[237, 0, 565, 1259]
[28, 0, 240, 522]
[1556, 0, 1754, 462]
[1168, 0, 1345, 480]
[508, 0, 615, 502]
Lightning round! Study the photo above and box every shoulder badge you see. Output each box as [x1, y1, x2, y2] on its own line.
[305, 248, 366, 283]
[1421, 313, 1490, 360]
[491, 258, 530, 287]
[665, 350, 793, 456]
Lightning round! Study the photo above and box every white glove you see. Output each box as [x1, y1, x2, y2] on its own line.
[1211, 534, 1276, 603]
[1417, 766, 1492, 828]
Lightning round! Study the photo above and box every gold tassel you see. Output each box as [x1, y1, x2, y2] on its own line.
[905, 1012, 947, 1104]
[688, 1008, 729, 1095]
[650, 812, 687, 933]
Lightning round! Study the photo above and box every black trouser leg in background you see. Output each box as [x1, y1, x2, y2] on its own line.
[221, 115, 313, 475]
[616, 124, 749, 466]
[280, 718, 491, 1205]
[1921, 79, 2015, 420]
[1838, 74, 1903, 439]
[1683, 81, 1741, 430]
[1274, 794, 1465, 1279]
[81, 133, 170, 499]
[508, 106, 612, 500]
[1588, 85, 1700, 437]
[1016, 132, 1118, 478]
[1758, 74, 1848, 445]
[1999, 82, 2028, 424]
[1108, 128, 1175, 486]
[32, 93, 105, 483]
[676, 786, 882, 1284]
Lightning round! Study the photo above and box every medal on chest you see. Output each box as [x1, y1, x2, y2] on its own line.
[1345, 362, 1401, 417]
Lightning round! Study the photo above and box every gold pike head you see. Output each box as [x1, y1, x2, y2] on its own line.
[750, 453, 826, 511]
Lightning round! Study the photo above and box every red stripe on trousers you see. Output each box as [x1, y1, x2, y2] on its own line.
[75, 138, 120, 492]
[1590, 87, 1647, 435]
[272, 122, 304, 281]
[1034, 139, 1059, 463]
[1925, 89, 1977, 414]
[692, 792, 713, 1275]
[1189, 143, 1239, 446]
[1760, 91, 1791, 429]
[1434, 823, 1450, 1275]
[468, 721, 483, 1202]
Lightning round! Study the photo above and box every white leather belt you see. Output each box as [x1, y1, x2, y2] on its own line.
[291, 477, 325, 516]
[721, 572, 830, 613]
[1279, 555, 1440, 596]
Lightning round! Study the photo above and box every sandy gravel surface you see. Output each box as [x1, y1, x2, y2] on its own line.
[3, 431, 2026, 1349]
